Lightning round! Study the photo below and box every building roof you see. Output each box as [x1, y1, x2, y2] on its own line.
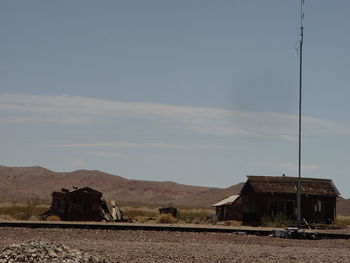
[53, 186, 102, 196]
[243, 176, 340, 196]
[71, 187, 101, 195]
[211, 195, 240, 207]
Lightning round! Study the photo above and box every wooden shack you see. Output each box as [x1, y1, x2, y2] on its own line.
[212, 195, 242, 221]
[49, 187, 104, 221]
[241, 176, 340, 225]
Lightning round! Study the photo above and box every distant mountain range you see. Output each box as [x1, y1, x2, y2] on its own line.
[0, 165, 349, 215]
[0, 165, 243, 208]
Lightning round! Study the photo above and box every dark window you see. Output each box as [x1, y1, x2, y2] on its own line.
[284, 200, 294, 218]
[269, 201, 278, 217]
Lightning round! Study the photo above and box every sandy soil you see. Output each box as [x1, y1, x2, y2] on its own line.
[1, 227, 349, 263]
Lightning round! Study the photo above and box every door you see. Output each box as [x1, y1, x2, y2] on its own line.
[313, 200, 324, 222]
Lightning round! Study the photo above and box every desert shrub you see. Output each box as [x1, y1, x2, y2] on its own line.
[16, 199, 38, 220]
[134, 216, 155, 223]
[224, 220, 242, 226]
[177, 209, 211, 224]
[0, 201, 48, 220]
[46, 215, 61, 221]
[336, 216, 350, 227]
[156, 213, 176, 224]
[260, 214, 293, 228]
[121, 208, 158, 220]
[0, 205, 23, 217]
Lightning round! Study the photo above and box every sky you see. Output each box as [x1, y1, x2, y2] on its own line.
[1, 1, 349, 197]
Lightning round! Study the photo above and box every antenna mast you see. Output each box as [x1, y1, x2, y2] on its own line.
[296, 0, 304, 225]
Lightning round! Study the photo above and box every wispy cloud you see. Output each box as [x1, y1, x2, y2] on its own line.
[1, 93, 349, 138]
[86, 151, 124, 159]
[54, 142, 183, 149]
[50, 142, 225, 150]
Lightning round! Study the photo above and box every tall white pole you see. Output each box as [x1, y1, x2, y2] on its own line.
[296, 0, 304, 225]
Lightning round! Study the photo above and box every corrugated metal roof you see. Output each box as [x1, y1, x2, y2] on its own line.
[211, 195, 240, 207]
[245, 176, 340, 196]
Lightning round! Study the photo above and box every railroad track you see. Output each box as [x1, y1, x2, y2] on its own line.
[1, 221, 349, 239]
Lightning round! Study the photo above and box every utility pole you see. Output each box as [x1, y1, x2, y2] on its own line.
[296, 0, 305, 225]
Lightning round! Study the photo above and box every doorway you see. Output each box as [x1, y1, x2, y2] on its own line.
[284, 200, 295, 219]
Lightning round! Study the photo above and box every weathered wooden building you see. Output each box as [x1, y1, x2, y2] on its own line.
[47, 187, 104, 221]
[212, 195, 242, 221]
[241, 176, 340, 225]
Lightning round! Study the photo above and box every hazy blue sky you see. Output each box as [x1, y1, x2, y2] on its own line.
[1, 1, 349, 197]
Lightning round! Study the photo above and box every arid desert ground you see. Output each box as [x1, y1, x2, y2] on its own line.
[1, 227, 350, 263]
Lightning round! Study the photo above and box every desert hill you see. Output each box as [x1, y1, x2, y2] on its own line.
[0, 165, 243, 208]
[337, 197, 350, 216]
[0, 165, 349, 215]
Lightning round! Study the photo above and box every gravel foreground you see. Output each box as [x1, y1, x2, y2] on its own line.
[0, 240, 112, 263]
[0, 227, 349, 263]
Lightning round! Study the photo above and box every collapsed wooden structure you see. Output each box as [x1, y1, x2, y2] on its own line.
[41, 187, 122, 222]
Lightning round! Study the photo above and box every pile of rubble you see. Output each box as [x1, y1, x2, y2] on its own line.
[0, 240, 112, 263]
